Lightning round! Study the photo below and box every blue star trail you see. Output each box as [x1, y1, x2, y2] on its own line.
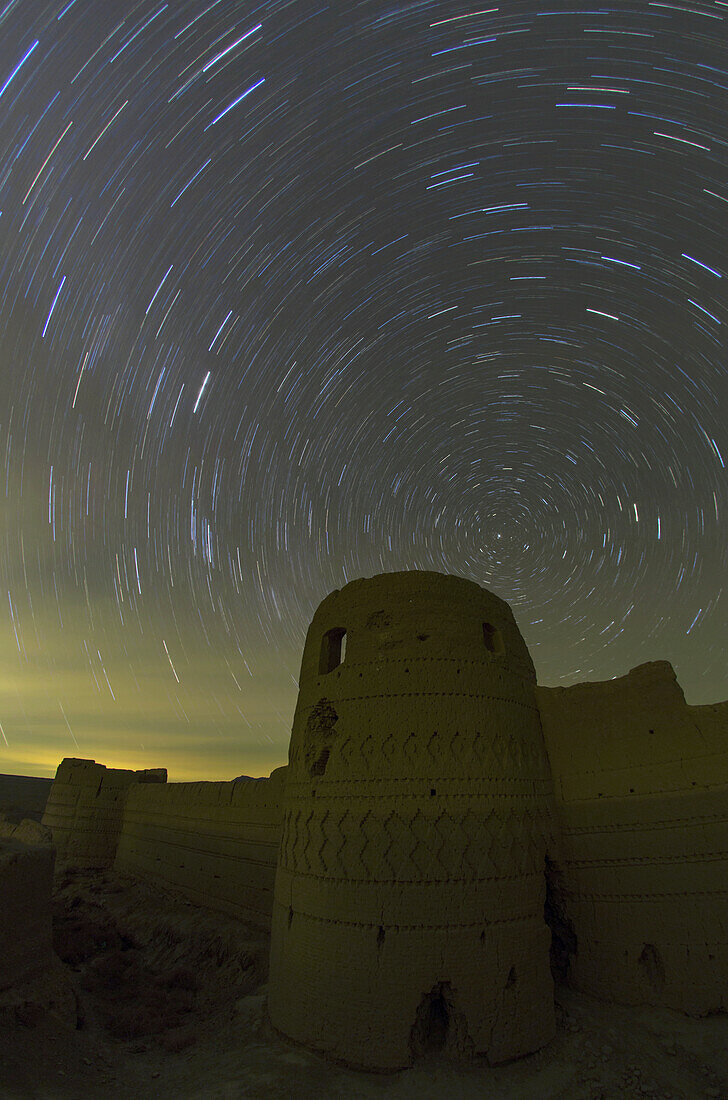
[0, 0, 725, 780]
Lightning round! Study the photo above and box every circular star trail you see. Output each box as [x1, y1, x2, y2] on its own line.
[0, 1, 726, 779]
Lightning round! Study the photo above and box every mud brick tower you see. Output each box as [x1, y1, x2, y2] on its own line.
[268, 570, 559, 1070]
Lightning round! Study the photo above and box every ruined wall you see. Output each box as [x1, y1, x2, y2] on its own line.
[537, 661, 728, 1014]
[42, 757, 286, 928]
[36, 578, 728, 1055]
[114, 767, 287, 929]
[691, 697, 728, 771]
[269, 571, 560, 1071]
[42, 758, 167, 867]
[0, 824, 56, 991]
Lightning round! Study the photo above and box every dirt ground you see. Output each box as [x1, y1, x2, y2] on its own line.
[1, 866, 726, 1100]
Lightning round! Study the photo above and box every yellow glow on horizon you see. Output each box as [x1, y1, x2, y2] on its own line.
[0, 750, 286, 784]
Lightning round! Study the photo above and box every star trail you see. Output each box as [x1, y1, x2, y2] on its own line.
[0, 1, 726, 780]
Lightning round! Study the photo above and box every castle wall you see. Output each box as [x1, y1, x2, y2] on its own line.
[537, 661, 728, 1014]
[114, 767, 287, 929]
[35, 575, 728, 1058]
[691, 698, 728, 774]
[268, 571, 560, 1070]
[42, 758, 167, 867]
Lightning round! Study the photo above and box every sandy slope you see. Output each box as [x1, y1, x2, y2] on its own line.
[1, 866, 726, 1099]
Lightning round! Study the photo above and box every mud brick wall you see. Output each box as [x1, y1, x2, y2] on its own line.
[537, 661, 728, 1014]
[114, 766, 287, 929]
[42, 758, 167, 867]
[36, 574, 728, 1051]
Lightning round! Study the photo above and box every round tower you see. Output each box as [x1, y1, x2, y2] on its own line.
[268, 571, 558, 1070]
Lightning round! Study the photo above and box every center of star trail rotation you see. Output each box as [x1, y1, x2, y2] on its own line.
[0, 1, 725, 779]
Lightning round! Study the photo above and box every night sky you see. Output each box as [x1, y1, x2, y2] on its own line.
[0, 1, 726, 781]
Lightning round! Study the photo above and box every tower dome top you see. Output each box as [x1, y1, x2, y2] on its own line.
[302, 569, 535, 684]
